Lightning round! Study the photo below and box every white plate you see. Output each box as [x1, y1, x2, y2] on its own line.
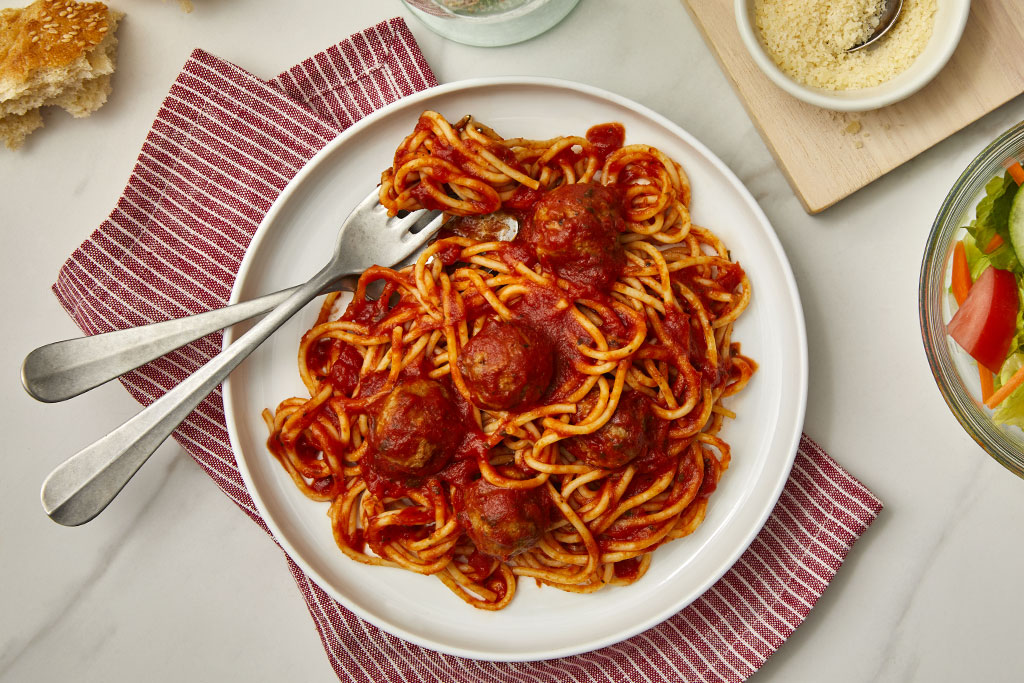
[222, 77, 808, 662]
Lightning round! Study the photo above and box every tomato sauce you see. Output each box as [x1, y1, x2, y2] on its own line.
[430, 139, 472, 174]
[697, 453, 719, 498]
[310, 474, 335, 496]
[435, 241, 463, 266]
[660, 305, 727, 391]
[463, 549, 495, 580]
[631, 416, 673, 475]
[485, 576, 508, 602]
[598, 523, 661, 551]
[322, 342, 362, 395]
[497, 239, 538, 272]
[361, 461, 426, 501]
[586, 122, 625, 166]
[504, 185, 544, 215]
[613, 557, 642, 581]
[509, 287, 590, 401]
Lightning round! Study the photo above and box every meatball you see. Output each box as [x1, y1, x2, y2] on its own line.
[523, 182, 625, 292]
[370, 378, 465, 475]
[457, 319, 555, 411]
[455, 478, 551, 561]
[564, 390, 654, 469]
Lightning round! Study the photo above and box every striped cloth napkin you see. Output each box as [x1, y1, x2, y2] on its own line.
[52, 18, 883, 683]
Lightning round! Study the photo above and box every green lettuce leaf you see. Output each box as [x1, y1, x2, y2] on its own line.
[993, 352, 1024, 426]
[962, 234, 991, 281]
[1009, 278, 1024, 359]
[964, 172, 1020, 272]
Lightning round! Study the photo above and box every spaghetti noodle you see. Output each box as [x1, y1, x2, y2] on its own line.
[262, 111, 756, 610]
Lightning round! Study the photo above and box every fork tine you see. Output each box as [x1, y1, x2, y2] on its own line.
[408, 209, 442, 234]
[399, 213, 445, 248]
[389, 207, 434, 231]
[334, 189, 447, 274]
[355, 187, 383, 214]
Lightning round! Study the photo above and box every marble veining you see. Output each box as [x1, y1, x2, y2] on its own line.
[3, 1, 1023, 681]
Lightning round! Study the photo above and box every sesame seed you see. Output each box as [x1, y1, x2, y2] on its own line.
[59, 10, 67, 16]
[98, 26, 107, 32]
[76, 40, 85, 46]
[31, 35, 39, 42]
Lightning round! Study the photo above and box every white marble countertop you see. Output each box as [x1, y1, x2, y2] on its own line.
[3, 1, 1023, 681]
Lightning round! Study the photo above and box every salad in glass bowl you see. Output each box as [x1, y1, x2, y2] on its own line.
[920, 120, 1024, 478]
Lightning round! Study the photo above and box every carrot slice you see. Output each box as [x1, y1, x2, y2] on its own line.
[979, 365, 995, 401]
[985, 364, 1024, 408]
[983, 233, 1005, 253]
[1007, 161, 1024, 186]
[951, 240, 971, 305]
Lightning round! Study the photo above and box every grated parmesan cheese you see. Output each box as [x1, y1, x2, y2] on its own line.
[754, 0, 937, 90]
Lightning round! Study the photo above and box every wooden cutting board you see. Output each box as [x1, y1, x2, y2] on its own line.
[683, 0, 1024, 213]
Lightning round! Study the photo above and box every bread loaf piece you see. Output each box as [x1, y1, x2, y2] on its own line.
[0, 0, 123, 149]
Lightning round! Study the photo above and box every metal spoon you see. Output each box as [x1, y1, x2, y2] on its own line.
[846, 0, 903, 52]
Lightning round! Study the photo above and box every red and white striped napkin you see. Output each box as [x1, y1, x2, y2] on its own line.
[52, 18, 882, 683]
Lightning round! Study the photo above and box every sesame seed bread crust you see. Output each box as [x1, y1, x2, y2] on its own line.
[0, 0, 122, 149]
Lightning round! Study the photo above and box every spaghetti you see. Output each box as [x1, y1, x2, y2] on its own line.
[262, 111, 756, 610]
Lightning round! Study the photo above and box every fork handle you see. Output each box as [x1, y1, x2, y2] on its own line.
[22, 286, 304, 404]
[40, 267, 336, 526]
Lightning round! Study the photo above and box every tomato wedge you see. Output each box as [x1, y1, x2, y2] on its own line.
[947, 266, 1020, 374]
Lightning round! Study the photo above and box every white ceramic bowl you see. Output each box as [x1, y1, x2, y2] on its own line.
[734, 0, 971, 112]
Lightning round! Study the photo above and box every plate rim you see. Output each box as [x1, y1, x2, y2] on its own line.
[222, 75, 809, 661]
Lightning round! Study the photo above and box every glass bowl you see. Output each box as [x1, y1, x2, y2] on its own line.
[400, 0, 580, 47]
[919, 119, 1024, 479]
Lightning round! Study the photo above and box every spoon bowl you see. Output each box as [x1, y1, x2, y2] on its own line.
[847, 0, 904, 52]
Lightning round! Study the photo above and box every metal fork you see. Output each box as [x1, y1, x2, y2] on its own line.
[23, 284, 332, 403]
[23, 241, 436, 404]
[40, 188, 442, 527]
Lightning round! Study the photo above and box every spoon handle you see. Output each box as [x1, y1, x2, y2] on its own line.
[21, 286, 303, 404]
[40, 268, 335, 526]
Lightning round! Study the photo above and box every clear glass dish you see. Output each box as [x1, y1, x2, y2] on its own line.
[400, 0, 580, 47]
[919, 119, 1024, 479]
